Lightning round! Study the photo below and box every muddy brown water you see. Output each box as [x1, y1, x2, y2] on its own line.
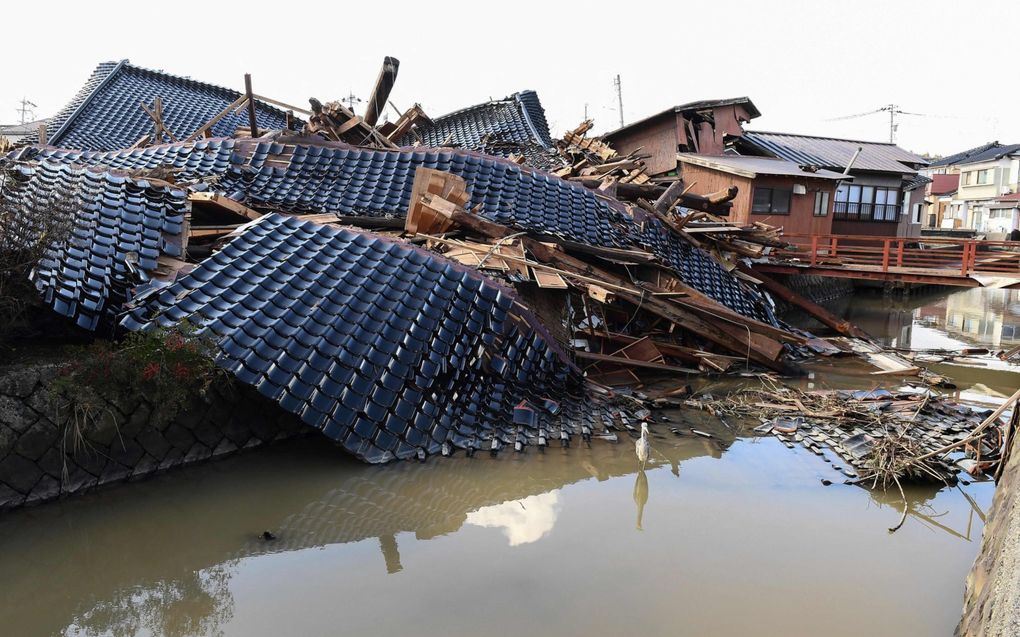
[0, 287, 1016, 637]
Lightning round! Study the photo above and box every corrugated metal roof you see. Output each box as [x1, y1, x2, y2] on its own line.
[677, 153, 847, 180]
[740, 131, 927, 174]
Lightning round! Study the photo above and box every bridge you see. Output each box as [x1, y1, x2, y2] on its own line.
[753, 234, 1020, 289]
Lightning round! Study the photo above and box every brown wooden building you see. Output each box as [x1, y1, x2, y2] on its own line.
[676, 154, 847, 235]
[603, 97, 760, 176]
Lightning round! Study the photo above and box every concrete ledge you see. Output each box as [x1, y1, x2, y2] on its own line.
[0, 363, 308, 510]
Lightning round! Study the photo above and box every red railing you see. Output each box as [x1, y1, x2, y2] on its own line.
[774, 234, 1020, 277]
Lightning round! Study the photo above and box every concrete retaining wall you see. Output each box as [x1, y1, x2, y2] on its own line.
[0, 363, 307, 510]
[959, 438, 1020, 636]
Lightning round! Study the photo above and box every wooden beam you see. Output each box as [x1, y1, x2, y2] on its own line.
[574, 351, 700, 375]
[741, 266, 874, 341]
[188, 192, 263, 222]
[244, 74, 259, 138]
[185, 94, 248, 142]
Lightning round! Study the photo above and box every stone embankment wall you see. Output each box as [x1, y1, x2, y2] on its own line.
[775, 274, 855, 306]
[0, 363, 307, 510]
[959, 441, 1020, 636]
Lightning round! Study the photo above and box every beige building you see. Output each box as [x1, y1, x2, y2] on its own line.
[924, 142, 1020, 233]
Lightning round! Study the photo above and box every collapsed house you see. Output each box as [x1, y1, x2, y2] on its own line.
[0, 57, 955, 465]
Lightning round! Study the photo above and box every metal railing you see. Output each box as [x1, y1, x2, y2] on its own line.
[775, 234, 1020, 277]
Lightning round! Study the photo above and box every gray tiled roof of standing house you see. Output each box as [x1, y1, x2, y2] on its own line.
[123, 214, 587, 463]
[903, 173, 933, 192]
[396, 91, 561, 168]
[928, 142, 1020, 168]
[20, 138, 778, 325]
[740, 131, 928, 174]
[26, 60, 296, 151]
[1, 161, 187, 330]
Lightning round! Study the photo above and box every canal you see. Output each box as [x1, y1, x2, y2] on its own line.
[0, 287, 1016, 637]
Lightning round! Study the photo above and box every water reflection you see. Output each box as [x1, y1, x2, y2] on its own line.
[633, 470, 649, 531]
[466, 491, 561, 546]
[831, 287, 1020, 351]
[0, 431, 724, 637]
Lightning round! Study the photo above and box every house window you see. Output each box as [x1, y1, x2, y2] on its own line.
[963, 171, 973, 186]
[752, 187, 791, 215]
[977, 168, 994, 185]
[913, 203, 923, 224]
[813, 191, 829, 216]
[833, 185, 901, 222]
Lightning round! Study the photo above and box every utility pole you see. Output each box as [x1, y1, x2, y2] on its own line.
[614, 74, 624, 129]
[16, 97, 37, 125]
[888, 103, 897, 143]
[584, 103, 589, 121]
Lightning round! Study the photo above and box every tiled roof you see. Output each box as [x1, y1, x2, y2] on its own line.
[397, 91, 560, 168]
[931, 173, 960, 195]
[17, 138, 238, 179]
[123, 214, 584, 463]
[31, 60, 296, 151]
[20, 138, 777, 324]
[740, 131, 927, 174]
[1, 161, 186, 330]
[928, 141, 1020, 167]
[903, 173, 932, 191]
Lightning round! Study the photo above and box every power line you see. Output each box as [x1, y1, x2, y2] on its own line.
[825, 103, 945, 144]
[16, 97, 37, 125]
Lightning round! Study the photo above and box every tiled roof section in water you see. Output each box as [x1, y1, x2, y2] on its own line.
[34, 60, 295, 151]
[397, 91, 560, 168]
[122, 214, 584, 463]
[1, 161, 187, 330]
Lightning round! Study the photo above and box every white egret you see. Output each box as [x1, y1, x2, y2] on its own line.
[635, 421, 650, 468]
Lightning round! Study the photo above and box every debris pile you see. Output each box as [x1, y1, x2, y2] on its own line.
[0, 55, 958, 465]
[716, 383, 1018, 484]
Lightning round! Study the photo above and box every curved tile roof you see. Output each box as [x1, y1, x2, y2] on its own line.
[123, 214, 584, 463]
[1, 161, 187, 330]
[398, 91, 559, 168]
[31, 60, 296, 151]
[20, 138, 777, 324]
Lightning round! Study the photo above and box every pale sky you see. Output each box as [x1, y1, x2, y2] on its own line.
[3, 0, 1017, 157]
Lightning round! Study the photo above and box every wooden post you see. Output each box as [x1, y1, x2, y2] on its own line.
[881, 239, 891, 272]
[830, 236, 838, 258]
[809, 235, 818, 266]
[285, 110, 294, 131]
[37, 123, 47, 145]
[896, 239, 905, 268]
[244, 74, 258, 138]
[154, 96, 164, 142]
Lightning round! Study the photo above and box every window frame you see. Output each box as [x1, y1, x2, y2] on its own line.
[813, 190, 830, 217]
[751, 187, 792, 216]
[833, 185, 902, 223]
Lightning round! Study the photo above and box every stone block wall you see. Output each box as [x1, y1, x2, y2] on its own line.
[0, 363, 308, 510]
[775, 274, 855, 306]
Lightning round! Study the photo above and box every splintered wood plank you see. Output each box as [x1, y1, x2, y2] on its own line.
[533, 268, 568, 289]
[188, 192, 264, 221]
